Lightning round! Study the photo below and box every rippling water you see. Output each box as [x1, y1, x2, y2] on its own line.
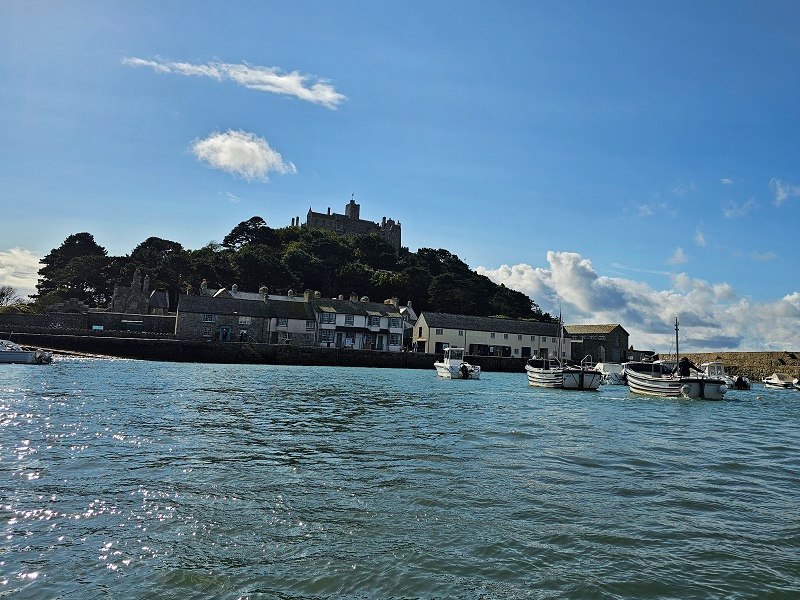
[2, 357, 799, 598]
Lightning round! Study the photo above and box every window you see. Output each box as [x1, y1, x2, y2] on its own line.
[345, 314, 354, 326]
[320, 329, 335, 342]
[238, 316, 251, 325]
[202, 314, 215, 322]
[458, 330, 463, 336]
[278, 331, 292, 342]
[503, 333, 509, 340]
[306, 320, 315, 330]
[531, 335, 536, 341]
[389, 317, 402, 329]
[518, 335, 522, 341]
[277, 317, 288, 327]
[418, 326, 423, 337]
[490, 332, 496, 339]
[389, 333, 402, 346]
[321, 312, 336, 324]
[369, 316, 381, 327]
[435, 328, 443, 335]
[552, 337, 557, 343]
[202, 327, 212, 337]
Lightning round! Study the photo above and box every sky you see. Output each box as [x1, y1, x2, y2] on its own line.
[1, 0, 799, 353]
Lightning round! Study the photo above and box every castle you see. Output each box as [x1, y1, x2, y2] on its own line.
[289, 198, 401, 253]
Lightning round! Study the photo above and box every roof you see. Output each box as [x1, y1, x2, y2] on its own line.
[564, 324, 627, 335]
[315, 298, 402, 317]
[177, 295, 271, 317]
[419, 312, 560, 336]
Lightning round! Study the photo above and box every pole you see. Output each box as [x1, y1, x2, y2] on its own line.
[675, 316, 680, 367]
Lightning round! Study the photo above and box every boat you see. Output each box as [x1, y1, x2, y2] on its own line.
[794, 378, 800, 391]
[762, 372, 794, 389]
[434, 347, 480, 379]
[524, 313, 601, 390]
[525, 356, 564, 388]
[700, 361, 751, 390]
[623, 318, 727, 400]
[563, 356, 603, 390]
[595, 362, 625, 385]
[0, 339, 53, 364]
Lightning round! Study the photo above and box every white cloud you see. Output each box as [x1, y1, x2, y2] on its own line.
[720, 178, 734, 185]
[191, 130, 297, 181]
[694, 229, 706, 247]
[769, 178, 800, 207]
[672, 182, 697, 196]
[750, 251, 777, 262]
[476, 250, 800, 352]
[723, 198, 757, 218]
[666, 247, 688, 265]
[123, 57, 346, 109]
[0, 247, 41, 300]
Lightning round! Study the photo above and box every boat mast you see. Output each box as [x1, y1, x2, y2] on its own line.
[674, 316, 680, 365]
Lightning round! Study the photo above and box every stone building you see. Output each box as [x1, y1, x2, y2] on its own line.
[564, 324, 629, 363]
[289, 197, 402, 253]
[110, 268, 171, 315]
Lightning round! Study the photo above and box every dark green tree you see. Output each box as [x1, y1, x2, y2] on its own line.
[222, 216, 279, 250]
[36, 233, 111, 306]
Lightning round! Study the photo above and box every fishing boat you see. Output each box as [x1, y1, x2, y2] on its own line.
[0, 339, 53, 364]
[434, 347, 480, 379]
[524, 315, 601, 390]
[762, 372, 794, 389]
[700, 360, 751, 390]
[624, 318, 727, 400]
[525, 356, 564, 388]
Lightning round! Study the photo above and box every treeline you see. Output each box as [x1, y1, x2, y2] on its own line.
[27, 216, 553, 321]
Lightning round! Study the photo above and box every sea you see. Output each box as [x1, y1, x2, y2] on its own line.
[2, 357, 799, 599]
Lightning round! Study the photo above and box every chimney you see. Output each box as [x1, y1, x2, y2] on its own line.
[391, 296, 399, 308]
[350, 292, 359, 302]
[304, 290, 313, 302]
[327, 207, 331, 215]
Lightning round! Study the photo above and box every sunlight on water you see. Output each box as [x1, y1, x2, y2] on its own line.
[1, 358, 799, 598]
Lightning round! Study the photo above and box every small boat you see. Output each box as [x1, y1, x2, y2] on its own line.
[434, 347, 480, 379]
[700, 361, 751, 390]
[794, 378, 800, 391]
[762, 372, 794, 389]
[624, 361, 728, 400]
[595, 362, 625, 385]
[0, 339, 53, 365]
[525, 356, 564, 388]
[622, 318, 727, 400]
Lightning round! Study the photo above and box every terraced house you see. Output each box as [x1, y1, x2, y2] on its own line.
[175, 285, 407, 351]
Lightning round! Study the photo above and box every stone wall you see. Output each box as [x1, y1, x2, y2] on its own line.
[661, 351, 800, 381]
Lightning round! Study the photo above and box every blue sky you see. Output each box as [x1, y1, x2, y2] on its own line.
[1, 1, 799, 352]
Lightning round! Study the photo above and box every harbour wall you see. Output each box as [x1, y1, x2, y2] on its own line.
[7, 333, 527, 372]
[6, 331, 799, 379]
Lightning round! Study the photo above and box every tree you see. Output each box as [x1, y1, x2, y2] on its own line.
[0, 285, 20, 307]
[222, 216, 279, 250]
[128, 237, 191, 306]
[36, 233, 111, 306]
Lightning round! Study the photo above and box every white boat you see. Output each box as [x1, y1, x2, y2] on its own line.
[794, 378, 800, 391]
[624, 361, 727, 400]
[762, 372, 794, 389]
[623, 318, 727, 400]
[595, 362, 625, 385]
[434, 347, 481, 379]
[0, 339, 53, 364]
[700, 361, 751, 390]
[525, 356, 564, 388]
[525, 355, 602, 390]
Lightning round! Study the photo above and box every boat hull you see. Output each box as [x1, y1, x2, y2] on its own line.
[525, 365, 563, 388]
[562, 367, 602, 390]
[625, 369, 727, 400]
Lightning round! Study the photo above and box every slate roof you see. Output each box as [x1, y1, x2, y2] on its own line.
[564, 324, 626, 335]
[177, 295, 271, 317]
[315, 298, 403, 318]
[419, 312, 560, 336]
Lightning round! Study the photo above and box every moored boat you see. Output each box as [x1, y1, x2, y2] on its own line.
[0, 339, 53, 365]
[623, 318, 727, 400]
[434, 347, 481, 379]
[700, 360, 751, 390]
[525, 356, 564, 388]
[762, 372, 794, 389]
[595, 362, 625, 385]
